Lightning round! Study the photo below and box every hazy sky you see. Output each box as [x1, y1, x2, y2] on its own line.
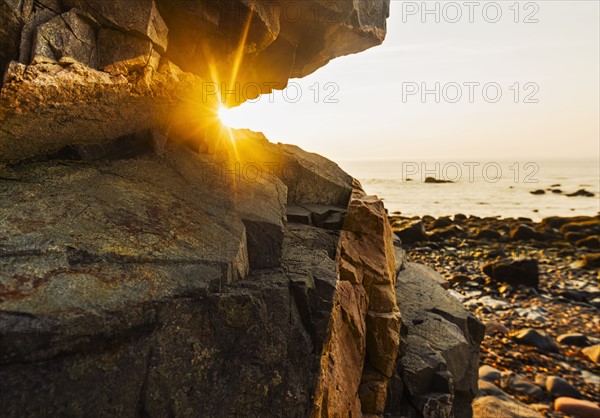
[224, 1, 600, 161]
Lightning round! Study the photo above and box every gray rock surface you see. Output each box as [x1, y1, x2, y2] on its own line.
[505, 374, 545, 400]
[31, 8, 97, 67]
[0, 139, 338, 416]
[0, 133, 486, 416]
[386, 261, 485, 417]
[230, 129, 354, 207]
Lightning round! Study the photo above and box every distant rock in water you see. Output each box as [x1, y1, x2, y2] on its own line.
[530, 189, 546, 195]
[566, 189, 595, 197]
[424, 176, 454, 184]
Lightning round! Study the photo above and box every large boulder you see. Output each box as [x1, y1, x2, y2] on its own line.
[0, 59, 187, 163]
[3, 131, 487, 416]
[0, 136, 347, 416]
[387, 262, 485, 417]
[482, 258, 540, 288]
[0, 222, 336, 417]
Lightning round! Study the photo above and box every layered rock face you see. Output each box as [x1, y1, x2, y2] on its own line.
[1, 1, 483, 416]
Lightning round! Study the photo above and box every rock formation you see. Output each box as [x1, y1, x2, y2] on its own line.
[0, 0, 389, 163]
[0, 1, 484, 417]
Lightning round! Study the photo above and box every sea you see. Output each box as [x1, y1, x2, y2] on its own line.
[338, 160, 600, 221]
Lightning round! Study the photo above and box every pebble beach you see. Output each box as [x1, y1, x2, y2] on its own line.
[390, 213, 600, 417]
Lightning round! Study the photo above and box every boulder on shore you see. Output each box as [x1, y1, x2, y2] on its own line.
[393, 220, 429, 244]
[482, 258, 540, 288]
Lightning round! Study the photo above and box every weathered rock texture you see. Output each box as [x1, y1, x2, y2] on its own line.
[0, 129, 484, 417]
[0, 0, 390, 163]
[312, 181, 402, 416]
[386, 262, 485, 417]
[0, 135, 337, 416]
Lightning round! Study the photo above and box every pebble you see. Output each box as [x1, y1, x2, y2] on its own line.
[482, 258, 539, 288]
[476, 229, 501, 240]
[546, 376, 582, 399]
[554, 397, 600, 418]
[473, 380, 544, 418]
[557, 333, 590, 347]
[485, 321, 510, 336]
[449, 274, 470, 285]
[513, 329, 560, 353]
[399, 214, 600, 410]
[529, 403, 552, 413]
[462, 290, 483, 298]
[534, 374, 548, 387]
[511, 224, 539, 240]
[506, 374, 545, 400]
[478, 296, 510, 310]
[479, 365, 501, 383]
[582, 344, 600, 364]
[447, 289, 466, 302]
[515, 306, 548, 323]
[580, 370, 600, 386]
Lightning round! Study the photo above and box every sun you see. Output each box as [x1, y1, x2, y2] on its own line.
[218, 105, 248, 129]
[218, 106, 233, 127]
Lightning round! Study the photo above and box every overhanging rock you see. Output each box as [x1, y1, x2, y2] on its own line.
[0, 0, 390, 163]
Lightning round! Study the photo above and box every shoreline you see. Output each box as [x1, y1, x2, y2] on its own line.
[390, 213, 600, 415]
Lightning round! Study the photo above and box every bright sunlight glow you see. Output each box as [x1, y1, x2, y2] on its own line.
[218, 105, 250, 130]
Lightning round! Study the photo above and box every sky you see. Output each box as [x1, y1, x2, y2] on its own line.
[223, 1, 600, 161]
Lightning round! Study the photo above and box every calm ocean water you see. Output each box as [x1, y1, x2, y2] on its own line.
[338, 160, 600, 220]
